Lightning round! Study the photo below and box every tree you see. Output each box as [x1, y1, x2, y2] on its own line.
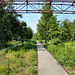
[27, 27, 33, 39]
[71, 19, 75, 40]
[60, 19, 72, 42]
[37, 4, 59, 43]
[47, 15, 59, 40]
[0, 2, 34, 49]
[0, 15, 12, 43]
[37, 20, 45, 40]
[6, 14, 22, 40]
[19, 21, 27, 40]
[32, 32, 41, 40]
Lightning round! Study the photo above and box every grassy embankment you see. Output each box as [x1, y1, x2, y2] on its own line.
[0, 41, 37, 75]
[42, 41, 75, 75]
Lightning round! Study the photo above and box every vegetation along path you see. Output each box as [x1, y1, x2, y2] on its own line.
[37, 41, 69, 75]
[0, 43, 22, 53]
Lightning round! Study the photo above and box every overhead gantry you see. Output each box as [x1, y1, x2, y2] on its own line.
[0, 0, 75, 14]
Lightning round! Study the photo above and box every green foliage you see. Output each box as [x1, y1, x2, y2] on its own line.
[0, 49, 6, 56]
[35, 4, 75, 43]
[71, 20, 75, 40]
[51, 38, 61, 45]
[36, 4, 59, 43]
[0, 5, 33, 49]
[19, 22, 33, 41]
[28, 67, 36, 75]
[44, 41, 75, 74]
[32, 32, 41, 40]
[41, 40, 45, 43]
[0, 41, 37, 75]
[26, 27, 33, 39]
[60, 19, 73, 42]
[0, 41, 21, 50]
[39, 40, 45, 43]
[44, 43, 49, 49]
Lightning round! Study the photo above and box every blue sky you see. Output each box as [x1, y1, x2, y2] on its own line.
[18, 13, 75, 33]
[18, 14, 42, 33]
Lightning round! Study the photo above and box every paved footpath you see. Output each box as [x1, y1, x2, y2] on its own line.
[37, 41, 69, 75]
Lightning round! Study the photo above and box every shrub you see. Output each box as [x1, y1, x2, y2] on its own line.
[52, 38, 61, 45]
[44, 43, 49, 49]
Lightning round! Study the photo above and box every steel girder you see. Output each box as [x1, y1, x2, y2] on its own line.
[0, 0, 75, 14]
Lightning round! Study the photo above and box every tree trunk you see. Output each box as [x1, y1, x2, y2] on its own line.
[45, 38, 48, 43]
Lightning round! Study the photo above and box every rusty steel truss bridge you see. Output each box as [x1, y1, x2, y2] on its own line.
[0, 0, 75, 14]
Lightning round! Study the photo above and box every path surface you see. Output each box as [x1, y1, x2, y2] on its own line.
[37, 41, 69, 75]
[0, 43, 22, 53]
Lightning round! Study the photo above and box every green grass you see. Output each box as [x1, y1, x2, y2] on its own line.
[0, 41, 37, 75]
[44, 41, 75, 75]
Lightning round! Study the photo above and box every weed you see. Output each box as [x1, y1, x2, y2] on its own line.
[0, 41, 37, 75]
[28, 67, 36, 75]
[0, 49, 6, 56]
[44, 41, 75, 74]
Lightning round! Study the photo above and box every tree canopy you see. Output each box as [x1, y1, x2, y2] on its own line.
[33, 4, 75, 44]
[36, 4, 59, 43]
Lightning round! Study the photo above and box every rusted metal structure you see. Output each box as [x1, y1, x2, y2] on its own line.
[0, 0, 75, 14]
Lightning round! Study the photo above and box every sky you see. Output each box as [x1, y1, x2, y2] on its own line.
[18, 13, 75, 33]
[18, 14, 42, 33]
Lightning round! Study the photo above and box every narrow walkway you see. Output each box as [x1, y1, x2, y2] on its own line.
[37, 41, 69, 75]
[0, 43, 22, 53]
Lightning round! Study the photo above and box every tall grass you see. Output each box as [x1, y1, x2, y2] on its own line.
[44, 41, 75, 75]
[0, 41, 37, 75]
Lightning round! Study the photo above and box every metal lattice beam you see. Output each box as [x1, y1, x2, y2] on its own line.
[0, 0, 75, 14]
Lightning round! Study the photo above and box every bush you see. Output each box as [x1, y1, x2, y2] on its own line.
[22, 42, 36, 50]
[52, 38, 61, 45]
[44, 43, 49, 49]
[0, 41, 22, 50]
